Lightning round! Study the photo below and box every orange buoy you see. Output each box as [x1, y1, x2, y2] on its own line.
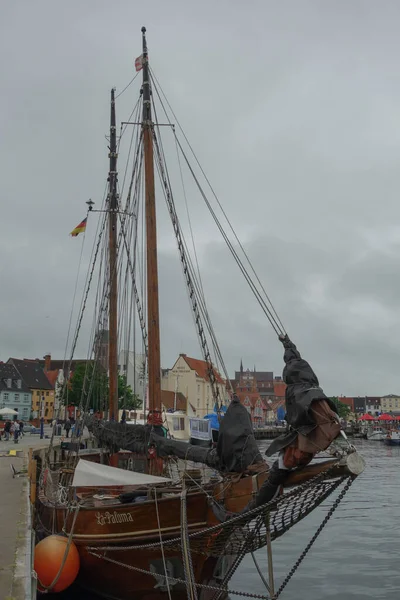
[34, 535, 80, 593]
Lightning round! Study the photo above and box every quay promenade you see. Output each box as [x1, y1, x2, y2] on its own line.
[0, 426, 54, 600]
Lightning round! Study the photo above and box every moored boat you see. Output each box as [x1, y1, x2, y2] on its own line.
[366, 427, 386, 441]
[383, 430, 400, 446]
[189, 413, 222, 447]
[31, 27, 365, 600]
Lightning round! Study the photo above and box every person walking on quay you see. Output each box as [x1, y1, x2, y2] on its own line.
[4, 420, 11, 441]
[13, 421, 20, 444]
[64, 418, 71, 438]
[19, 421, 24, 437]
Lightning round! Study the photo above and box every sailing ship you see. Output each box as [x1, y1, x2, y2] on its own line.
[32, 28, 365, 600]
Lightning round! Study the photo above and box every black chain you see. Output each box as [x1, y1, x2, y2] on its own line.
[273, 476, 355, 599]
[210, 515, 266, 600]
[87, 461, 343, 553]
[87, 470, 354, 600]
[88, 551, 270, 599]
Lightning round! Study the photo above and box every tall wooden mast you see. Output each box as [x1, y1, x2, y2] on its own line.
[108, 88, 118, 421]
[141, 27, 162, 425]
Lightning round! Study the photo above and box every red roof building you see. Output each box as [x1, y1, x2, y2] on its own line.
[180, 355, 225, 385]
[234, 369, 267, 425]
[160, 390, 187, 412]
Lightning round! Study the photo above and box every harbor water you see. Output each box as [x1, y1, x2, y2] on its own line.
[45, 439, 400, 599]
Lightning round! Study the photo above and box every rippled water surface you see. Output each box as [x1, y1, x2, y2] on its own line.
[45, 440, 399, 599]
[231, 439, 400, 600]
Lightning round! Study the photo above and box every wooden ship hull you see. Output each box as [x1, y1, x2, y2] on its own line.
[34, 466, 265, 599]
[32, 448, 360, 599]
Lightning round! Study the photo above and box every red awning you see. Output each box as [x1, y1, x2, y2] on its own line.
[378, 413, 394, 421]
[359, 413, 374, 421]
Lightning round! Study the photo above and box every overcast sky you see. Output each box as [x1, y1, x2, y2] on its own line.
[2, 1, 400, 396]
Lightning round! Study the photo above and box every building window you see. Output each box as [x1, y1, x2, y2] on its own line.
[17, 380, 21, 389]
[46, 391, 49, 397]
[23, 408, 29, 416]
[24, 394, 29, 403]
[197, 399, 200, 408]
[197, 384, 200, 393]
[36, 391, 40, 396]
[14, 394, 19, 403]
[3, 393, 8, 402]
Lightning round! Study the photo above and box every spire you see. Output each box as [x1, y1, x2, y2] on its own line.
[240, 358, 243, 373]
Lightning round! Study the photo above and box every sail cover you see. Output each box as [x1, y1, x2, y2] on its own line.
[72, 459, 171, 487]
[267, 335, 340, 457]
[87, 396, 263, 473]
[151, 395, 263, 473]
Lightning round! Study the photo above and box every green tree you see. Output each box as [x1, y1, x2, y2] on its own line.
[118, 375, 142, 410]
[67, 362, 108, 410]
[329, 397, 351, 420]
[68, 365, 144, 412]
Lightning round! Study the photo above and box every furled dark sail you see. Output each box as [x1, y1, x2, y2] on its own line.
[87, 395, 264, 473]
[85, 419, 161, 454]
[267, 334, 340, 457]
[152, 395, 263, 473]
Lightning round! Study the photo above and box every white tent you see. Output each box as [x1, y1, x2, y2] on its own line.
[72, 459, 172, 487]
[0, 407, 18, 416]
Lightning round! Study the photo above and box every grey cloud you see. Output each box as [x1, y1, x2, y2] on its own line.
[2, 1, 400, 398]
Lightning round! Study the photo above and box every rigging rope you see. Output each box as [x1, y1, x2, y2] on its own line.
[154, 491, 173, 600]
[149, 68, 286, 338]
[115, 71, 141, 99]
[151, 95, 232, 394]
[152, 129, 223, 410]
[181, 488, 199, 600]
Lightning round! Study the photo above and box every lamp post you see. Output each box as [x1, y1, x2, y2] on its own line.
[40, 394, 44, 439]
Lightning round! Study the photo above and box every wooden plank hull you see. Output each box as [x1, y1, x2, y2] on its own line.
[34, 458, 358, 599]
[76, 544, 230, 600]
[36, 489, 231, 599]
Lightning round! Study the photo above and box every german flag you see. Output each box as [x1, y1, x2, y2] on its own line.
[70, 217, 87, 237]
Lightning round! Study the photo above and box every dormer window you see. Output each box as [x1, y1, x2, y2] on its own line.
[6, 378, 11, 388]
[17, 380, 21, 389]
